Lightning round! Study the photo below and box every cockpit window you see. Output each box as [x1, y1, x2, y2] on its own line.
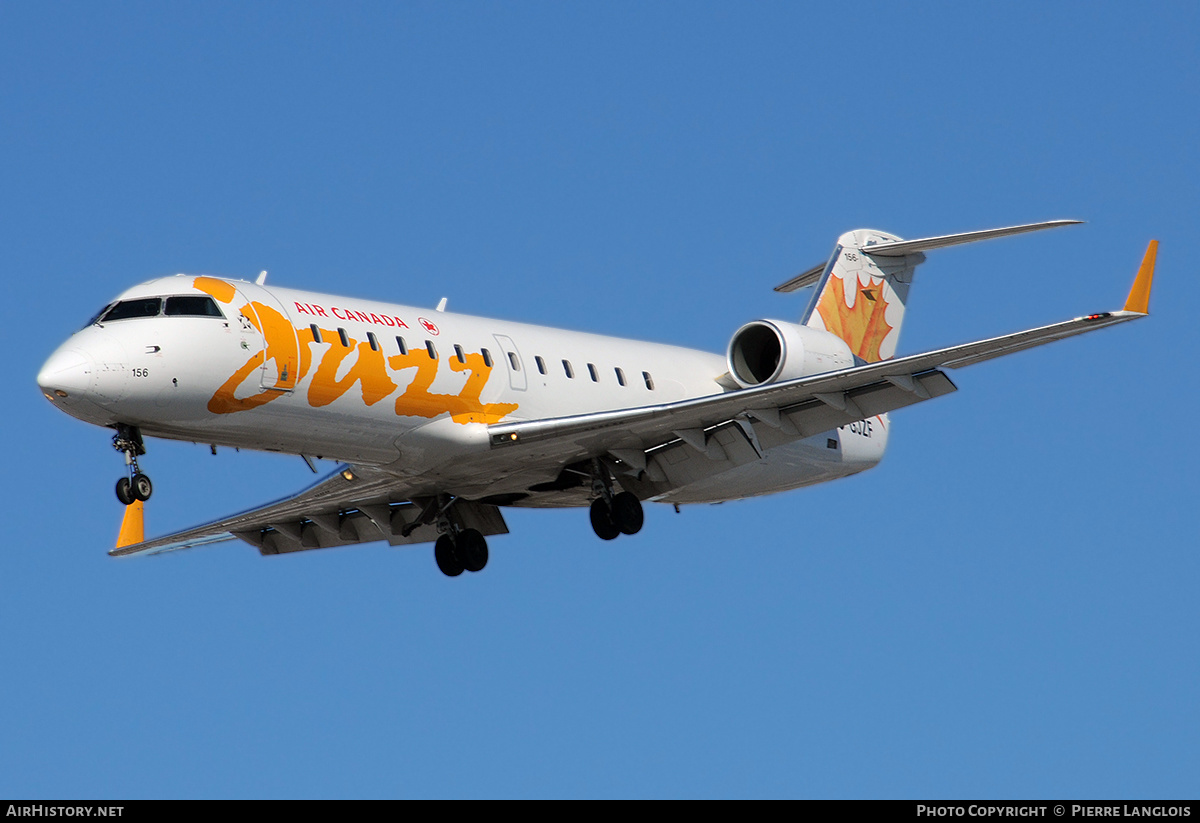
[102, 298, 162, 322]
[165, 295, 223, 317]
[98, 295, 225, 323]
[82, 303, 114, 329]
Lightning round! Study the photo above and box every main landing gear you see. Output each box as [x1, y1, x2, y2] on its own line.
[408, 495, 489, 577]
[112, 424, 152, 506]
[434, 528, 489, 577]
[588, 459, 644, 541]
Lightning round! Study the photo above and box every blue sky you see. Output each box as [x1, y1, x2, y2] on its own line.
[3, 2, 1197, 798]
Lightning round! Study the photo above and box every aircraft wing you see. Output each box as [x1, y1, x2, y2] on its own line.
[109, 462, 508, 558]
[487, 243, 1157, 470]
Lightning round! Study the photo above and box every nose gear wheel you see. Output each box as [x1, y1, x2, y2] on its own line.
[112, 424, 152, 506]
[115, 477, 136, 506]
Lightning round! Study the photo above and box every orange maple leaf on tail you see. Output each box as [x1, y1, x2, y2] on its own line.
[815, 273, 894, 362]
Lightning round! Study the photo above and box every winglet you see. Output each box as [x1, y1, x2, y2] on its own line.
[116, 500, 145, 549]
[1123, 240, 1158, 314]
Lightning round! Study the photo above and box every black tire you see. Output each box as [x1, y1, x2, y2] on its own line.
[590, 498, 620, 541]
[435, 534, 464, 577]
[459, 529, 489, 572]
[115, 477, 136, 506]
[612, 491, 644, 536]
[132, 473, 153, 502]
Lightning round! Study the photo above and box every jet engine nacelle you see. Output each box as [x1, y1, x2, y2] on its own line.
[726, 319, 855, 387]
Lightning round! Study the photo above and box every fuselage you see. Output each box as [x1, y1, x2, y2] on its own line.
[37, 274, 886, 506]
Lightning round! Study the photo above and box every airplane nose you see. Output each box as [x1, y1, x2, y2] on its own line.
[37, 347, 94, 400]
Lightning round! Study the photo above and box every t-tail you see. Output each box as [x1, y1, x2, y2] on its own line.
[776, 220, 1083, 363]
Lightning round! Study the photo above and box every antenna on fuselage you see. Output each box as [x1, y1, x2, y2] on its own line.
[256, 270, 268, 285]
[436, 297, 448, 312]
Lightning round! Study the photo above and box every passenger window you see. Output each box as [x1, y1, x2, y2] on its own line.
[563, 360, 574, 378]
[396, 336, 408, 355]
[102, 298, 162, 322]
[311, 324, 323, 344]
[615, 367, 626, 386]
[338, 328, 350, 347]
[535, 356, 546, 374]
[587, 363, 598, 382]
[165, 295, 223, 317]
[454, 344, 466, 364]
[426, 340, 437, 359]
[643, 371, 655, 390]
[508, 352, 520, 371]
[482, 348, 493, 368]
[367, 332, 380, 352]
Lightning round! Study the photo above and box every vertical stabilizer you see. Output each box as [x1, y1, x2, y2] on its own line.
[801, 230, 922, 363]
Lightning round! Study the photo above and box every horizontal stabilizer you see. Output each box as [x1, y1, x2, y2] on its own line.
[773, 220, 1081, 293]
[860, 220, 1082, 257]
[773, 262, 828, 294]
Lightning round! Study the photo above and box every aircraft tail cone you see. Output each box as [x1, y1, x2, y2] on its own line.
[116, 500, 145, 548]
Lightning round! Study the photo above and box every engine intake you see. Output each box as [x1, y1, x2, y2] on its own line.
[726, 320, 854, 388]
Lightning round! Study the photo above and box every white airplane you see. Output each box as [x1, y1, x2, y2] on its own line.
[37, 221, 1157, 576]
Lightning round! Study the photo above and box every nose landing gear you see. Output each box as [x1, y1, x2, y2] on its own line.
[112, 424, 152, 506]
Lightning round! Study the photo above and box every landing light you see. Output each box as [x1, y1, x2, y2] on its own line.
[341, 469, 355, 481]
[54, 390, 68, 398]
[509, 433, 518, 441]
